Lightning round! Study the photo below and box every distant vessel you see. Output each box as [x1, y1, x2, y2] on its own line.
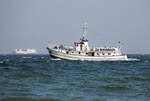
[47, 23, 128, 61]
[13, 49, 37, 54]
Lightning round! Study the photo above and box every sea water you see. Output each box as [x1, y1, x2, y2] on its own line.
[0, 54, 150, 101]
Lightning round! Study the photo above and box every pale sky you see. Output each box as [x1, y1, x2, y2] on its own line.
[0, 0, 150, 54]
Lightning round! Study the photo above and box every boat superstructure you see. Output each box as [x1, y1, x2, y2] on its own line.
[47, 23, 128, 61]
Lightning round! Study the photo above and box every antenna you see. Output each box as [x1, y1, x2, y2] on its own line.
[81, 23, 88, 41]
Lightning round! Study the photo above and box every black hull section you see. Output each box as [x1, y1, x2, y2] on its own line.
[50, 54, 59, 59]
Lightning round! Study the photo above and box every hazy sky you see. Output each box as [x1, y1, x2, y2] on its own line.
[0, 0, 150, 54]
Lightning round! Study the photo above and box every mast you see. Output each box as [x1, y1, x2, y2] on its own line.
[81, 23, 88, 42]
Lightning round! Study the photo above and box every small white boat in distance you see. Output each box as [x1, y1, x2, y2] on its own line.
[47, 23, 128, 61]
[13, 49, 37, 55]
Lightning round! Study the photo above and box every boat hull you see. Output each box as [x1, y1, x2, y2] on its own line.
[47, 48, 128, 61]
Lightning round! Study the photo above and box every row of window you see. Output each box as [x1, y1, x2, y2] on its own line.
[96, 53, 112, 56]
[66, 51, 116, 56]
[95, 49, 116, 51]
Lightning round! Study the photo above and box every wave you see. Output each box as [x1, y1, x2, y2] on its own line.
[0, 61, 4, 64]
[126, 58, 140, 61]
[51, 58, 62, 60]
[0, 98, 61, 101]
[22, 56, 32, 59]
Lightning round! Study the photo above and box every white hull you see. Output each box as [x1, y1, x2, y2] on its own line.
[48, 49, 128, 61]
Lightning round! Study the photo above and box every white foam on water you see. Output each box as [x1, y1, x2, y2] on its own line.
[0, 61, 4, 63]
[22, 56, 32, 59]
[126, 58, 140, 61]
[41, 57, 45, 59]
[5, 59, 10, 62]
[51, 58, 62, 60]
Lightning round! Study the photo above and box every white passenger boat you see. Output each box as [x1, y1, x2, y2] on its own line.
[47, 23, 128, 61]
[13, 49, 37, 54]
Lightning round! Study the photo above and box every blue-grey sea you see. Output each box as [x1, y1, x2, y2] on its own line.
[0, 54, 150, 101]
